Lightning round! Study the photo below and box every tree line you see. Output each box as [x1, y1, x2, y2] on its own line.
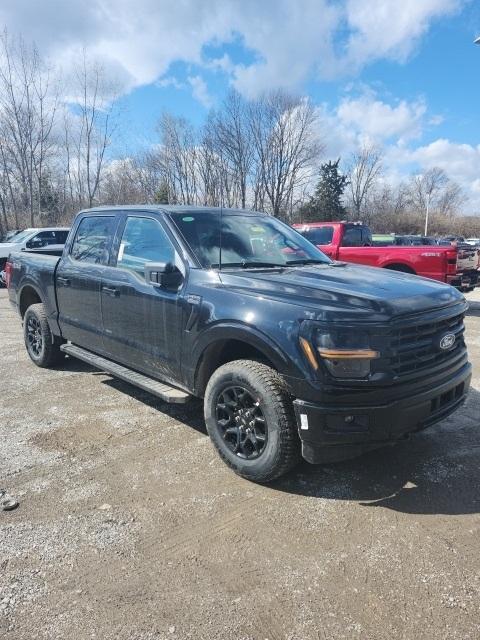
[0, 30, 478, 239]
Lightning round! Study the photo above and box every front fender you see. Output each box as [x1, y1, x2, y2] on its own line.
[189, 321, 302, 394]
[194, 322, 292, 370]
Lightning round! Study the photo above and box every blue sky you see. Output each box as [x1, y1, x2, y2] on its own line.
[2, 0, 480, 210]
[116, 7, 480, 148]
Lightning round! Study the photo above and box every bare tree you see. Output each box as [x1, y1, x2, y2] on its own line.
[249, 91, 321, 218]
[408, 167, 458, 235]
[208, 90, 253, 208]
[410, 167, 448, 214]
[437, 181, 464, 217]
[63, 51, 118, 209]
[156, 113, 199, 205]
[347, 144, 382, 222]
[0, 30, 58, 226]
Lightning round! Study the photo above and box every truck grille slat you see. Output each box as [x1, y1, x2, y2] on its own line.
[386, 312, 466, 379]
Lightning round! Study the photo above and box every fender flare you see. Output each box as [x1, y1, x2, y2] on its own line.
[18, 280, 44, 315]
[191, 322, 296, 393]
[380, 261, 417, 274]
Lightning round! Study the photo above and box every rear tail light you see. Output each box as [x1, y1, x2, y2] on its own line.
[5, 260, 12, 288]
[446, 249, 457, 275]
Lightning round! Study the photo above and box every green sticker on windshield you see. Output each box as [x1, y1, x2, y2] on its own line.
[182, 216, 194, 222]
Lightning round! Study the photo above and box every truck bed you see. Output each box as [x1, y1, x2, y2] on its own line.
[7, 251, 61, 328]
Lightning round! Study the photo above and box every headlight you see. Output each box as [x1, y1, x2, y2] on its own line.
[300, 328, 379, 379]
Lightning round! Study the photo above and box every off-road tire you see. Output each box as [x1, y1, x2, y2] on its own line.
[204, 360, 301, 483]
[23, 303, 65, 368]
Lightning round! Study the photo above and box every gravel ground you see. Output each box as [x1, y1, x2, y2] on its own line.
[1, 287, 480, 640]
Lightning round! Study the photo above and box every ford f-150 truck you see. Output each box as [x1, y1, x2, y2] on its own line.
[7, 206, 472, 482]
[294, 222, 479, 291]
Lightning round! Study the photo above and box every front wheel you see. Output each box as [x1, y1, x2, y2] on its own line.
[204, 360, 300, 483]
[23, 303, 65, 368]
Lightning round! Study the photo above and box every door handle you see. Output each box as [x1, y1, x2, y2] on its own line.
[102, 286, 120, 297]
[57, 277, 71, 286]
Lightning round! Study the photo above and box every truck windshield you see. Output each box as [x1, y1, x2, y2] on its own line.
[3, 229, 35, 243]
[169, 211, 331, 269]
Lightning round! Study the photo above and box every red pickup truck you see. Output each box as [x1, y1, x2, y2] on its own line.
[294, 222, 479, 291]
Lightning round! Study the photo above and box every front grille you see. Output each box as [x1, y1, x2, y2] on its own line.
[386, 312, 466, 379]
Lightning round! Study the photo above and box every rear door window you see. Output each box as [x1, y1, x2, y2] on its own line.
[361, 228, 372, 246]
[302, 226, 334, 245]
[71, 216, 116, 265]
[342, 227, 363, 247]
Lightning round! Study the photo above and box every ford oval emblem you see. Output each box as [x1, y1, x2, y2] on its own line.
[439, 333, 455, 350]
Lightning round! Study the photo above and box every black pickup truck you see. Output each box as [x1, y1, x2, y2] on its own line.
[7, 206, 472, 482]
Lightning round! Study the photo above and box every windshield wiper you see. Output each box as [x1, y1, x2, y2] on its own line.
[241, 261, 285, 268]
[285, 258, 328, 266]
[210, 261, 285, 269]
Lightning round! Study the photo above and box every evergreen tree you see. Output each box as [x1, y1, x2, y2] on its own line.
[38, 173, 61, 223]
[154, 181, 169, 204]
[299, 159, 348, 222]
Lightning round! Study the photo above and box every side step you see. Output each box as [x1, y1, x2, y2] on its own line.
[60, 344, 191, 404]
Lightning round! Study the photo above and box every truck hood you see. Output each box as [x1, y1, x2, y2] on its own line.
[218, 262, 464, 322]
[0, 242, 20, 258]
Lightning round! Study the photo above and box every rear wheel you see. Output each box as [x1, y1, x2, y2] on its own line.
[24, 303, 65, 368]
[204, 360, 300, 483]
[384, 263, 416, 274]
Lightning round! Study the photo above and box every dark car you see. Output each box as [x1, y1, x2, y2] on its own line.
[6, 206, 472, 482]
[394, 235, 438, 246]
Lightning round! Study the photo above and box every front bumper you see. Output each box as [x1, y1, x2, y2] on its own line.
[293, 362, 472, 464]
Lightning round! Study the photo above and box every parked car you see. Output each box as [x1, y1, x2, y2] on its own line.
[1, 229, 21, 242]
[440, 235, 465, 244]
[465, 238, 480, 246]
[0, 227, 69, 287]
[372, 234, 439, 247]
[7, 206, 471, 482]
[395, 235, 439, 246]
[295, 221, 479, 291]
[371, 234, 396, 246]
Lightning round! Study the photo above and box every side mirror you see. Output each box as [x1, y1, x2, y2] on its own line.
[144, 261, 183, 290]
[27, 239, 43, 249]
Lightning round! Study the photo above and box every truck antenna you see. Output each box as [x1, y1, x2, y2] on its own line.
[219, 204, 223, 271]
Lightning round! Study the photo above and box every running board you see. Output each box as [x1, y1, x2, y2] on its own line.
[60, 344, 191, 404]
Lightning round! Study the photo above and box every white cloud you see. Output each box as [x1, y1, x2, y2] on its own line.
[187, 75, 213, 108]
[411, 139, 480, 189]
[157, 77, 185, 90]
[314, 92, 480, 213]
[344, 0, 463, 71]
[315, 90, 431, 160]
[337, 94, 427, 142]
[0, 0, 464, 97]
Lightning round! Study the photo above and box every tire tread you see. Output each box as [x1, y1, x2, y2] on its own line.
[24, 303, 65, 368]
[205, 359, 300, 482]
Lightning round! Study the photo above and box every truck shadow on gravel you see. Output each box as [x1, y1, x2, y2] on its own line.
[100, 377, 208, 435]
[100, 373, 480, 517]
[274, 387, 480, 516]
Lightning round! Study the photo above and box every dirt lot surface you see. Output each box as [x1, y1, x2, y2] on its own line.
[1, 288, 480, 640]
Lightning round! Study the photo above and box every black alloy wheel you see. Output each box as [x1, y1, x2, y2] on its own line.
[215, 386, 268, 459]
[26, 314, 43, 358]
[23, 303, 65, 368]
